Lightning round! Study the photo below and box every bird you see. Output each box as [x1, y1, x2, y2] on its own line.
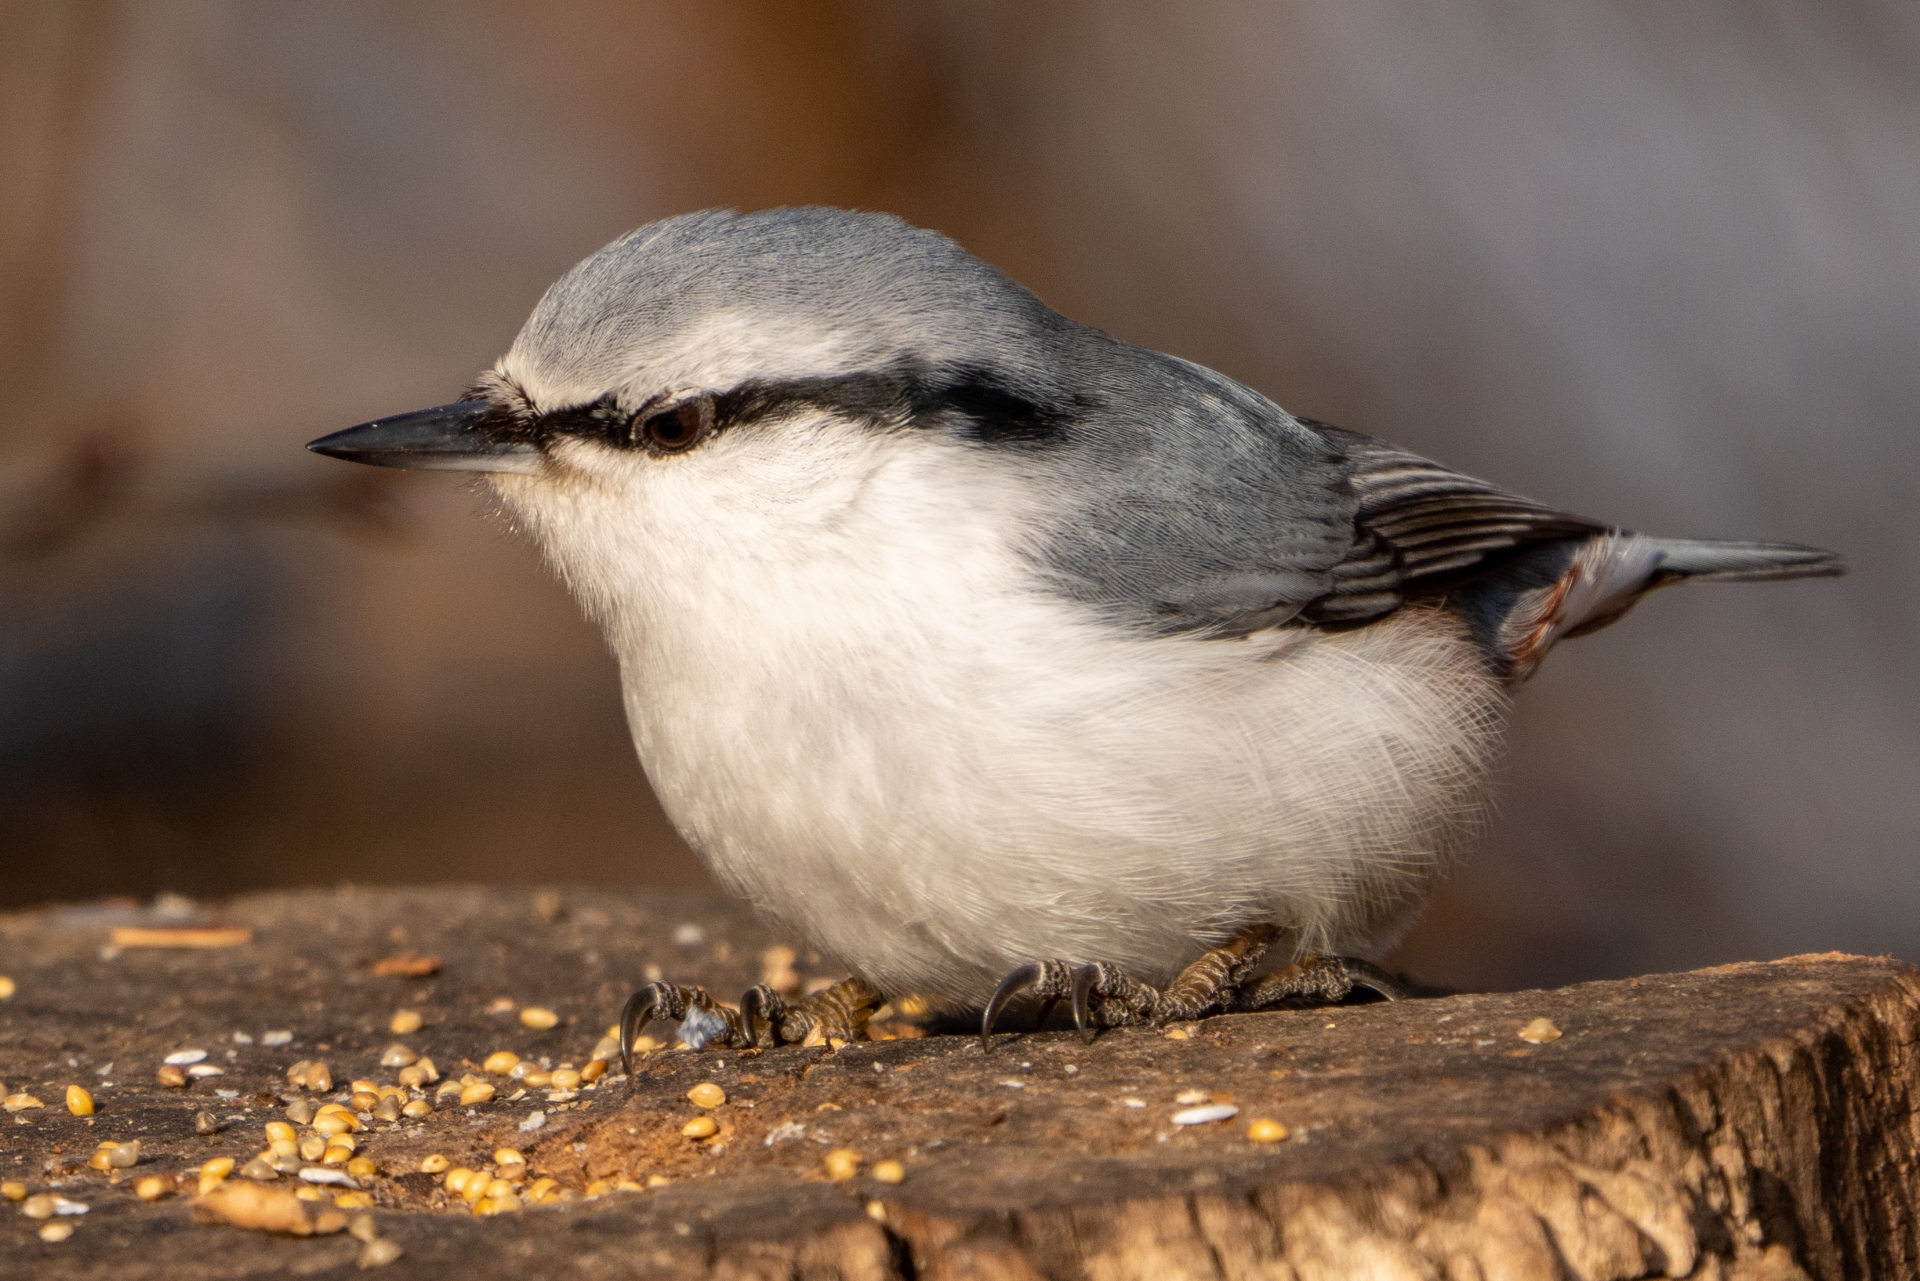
[308, 207, 1842, 1062]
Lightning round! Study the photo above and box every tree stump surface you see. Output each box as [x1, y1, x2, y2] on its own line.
[1, 886, 1917, 1279]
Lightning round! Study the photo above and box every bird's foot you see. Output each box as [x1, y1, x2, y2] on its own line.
[740, 976, 884, 1049]
[1230, 952, 1407, 1009]
[618, 976, 884, 1070]
[981, 925, 1282, 1047]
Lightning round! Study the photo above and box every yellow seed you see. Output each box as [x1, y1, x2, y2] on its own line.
[420, 1154, 449, 1174]
[4, 1093, 45, 1111]
[346, 1156, 376, 1178]
[396, 1065, 426, 1088]
[290, 1184, 321, 1203]
[1247, 1118, 1290, 1143]
[686, 1082, 726, 1109]
[305, 1062, 333, 1093]
[493, 1147, 526, 1167]
[315, 1101, 352, 1116]
[824, 1149, 860, 1181]
[389, 1010, 423, 1035]
[22, 1193, 57, 1219]
[550, 1068, 582, 1092]
[484, 1177, 515, 1200]
[1, 1181, 26, 1201]
[349, 1091, 379, 1113]
[300, 1135, 327, 1161]
[264, 1120, 296, 1144]
[585, 1180, 611, 1197]
[0, 976, 13, 999]
[107, 1140, 140, 1168]
[155, 1064, 186, 1088]
[483, 1051, 519, 1075]
[334, 1190, 374, 1209]
[268, 1136, 298, 1158]
[525, 1177, 557, 1201]
[519, 1006, 559, 1030]
[65, 1086, 94, 1116]
[350, 1078, 379, 1096]
[414, 1056, 440, 1084]
[479, 1192, 521, 1214]
[461, 1174, 488, 1203]
[579, 1060, 607, 1084]
[201, 1157, 235, 1180]
[312, 1113, 354, 1136]
[460, 1082, 495, 1106]
[39, 1221, 74, 1243]
[866, 1200, 887, 1222]
[682, 1115, 718, 1138]
[643, 1175, 670, 1189]
[1163, 1028, 1191, 1040]
[443, 1167, 474, 1194]
[135, 1175, 169, 1201]
[814, 1102, 842, 1112]
[522, 1071, 553, 1089]
[323, 1146, 353, 1166]
[379, 1043, 417, 1068]
[1518, 1017, 1563, 1044]
[89, 1150, 115, 1171]
[871, 1160, 906, 1184]
[401, 1099, 432, 1119]
[350, 1215, 379, 1244]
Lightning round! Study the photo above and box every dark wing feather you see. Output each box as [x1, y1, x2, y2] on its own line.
[1296, 420, 1607, 626]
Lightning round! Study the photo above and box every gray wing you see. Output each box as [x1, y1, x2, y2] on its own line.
[1294, 420, 1606, 627]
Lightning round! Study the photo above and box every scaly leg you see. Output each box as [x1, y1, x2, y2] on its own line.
[618, 976, 886, 1069]
[981, 925, 1279, 1047]
[1230, 953, 1406, 1009]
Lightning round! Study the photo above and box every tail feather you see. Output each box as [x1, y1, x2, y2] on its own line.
[1639, 537, 1846, 583]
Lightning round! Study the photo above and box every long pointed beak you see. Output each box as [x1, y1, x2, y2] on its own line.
[306, 401, 543, 474]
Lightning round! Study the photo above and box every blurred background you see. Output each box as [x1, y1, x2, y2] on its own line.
[1, 1, 1914, 993]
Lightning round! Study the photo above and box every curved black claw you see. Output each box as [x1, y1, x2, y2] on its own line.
[619, 983, 670, 1074]
[739, 983, 778, 1050]
[1343, 958, 1408, 1002]
[1071, 965, 1101, 1042]
[981, 964, 1044, 1050]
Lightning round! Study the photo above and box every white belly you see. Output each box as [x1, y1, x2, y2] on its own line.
[503, 427, 1509, 1007]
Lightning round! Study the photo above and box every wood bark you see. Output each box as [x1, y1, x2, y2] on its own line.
[2, 887, 1916, 1278]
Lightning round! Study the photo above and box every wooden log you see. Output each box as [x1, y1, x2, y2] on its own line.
[1, 886, 1916, 1278]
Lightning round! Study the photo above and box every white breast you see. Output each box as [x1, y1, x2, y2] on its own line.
[495, 420, 1509, 1007]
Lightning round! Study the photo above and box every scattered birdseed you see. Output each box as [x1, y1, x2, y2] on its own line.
[483, 1051, 519, 1075]
[389, 1010, 422, 1036]
[682, 1116, 717, 1138]
[105, 1140, 140, 1168]
[1163, 1028, 1191, 1040]
[65, 1086, 93, 1116]
[154, 1065, 186, 1088]
[1, 1181, 26, 1201]
[135, 1176, 170, 1201]
[284, 1098, 316, 1125]
[22, 1194, 57, 1219]
[687, 1082, 726, 1108]
[1171, 1104, 1239, 1126]
[378, 1044, 417, 1068]
[346, 1157, 377, 1179]
[359, 1237, 403, 1268]
[823, 1149, 861, 1181]
[551, 1068, 582, 1091]
[240, 1158, 278, 1181]
[494, 1147, 526, 1168]
[1174, 1089, 1210, 1105]
[39, 1222, 73, 1243]
[192, 1181, 347, 1235]
[401, 1099, 432, 1120]
[261, 1030, 293, 1047]
[1247, 1118, 1289, 1143]
[187, 1065, 225, 1079]
[1519, 1017, 1563, 1044]
[419, 1154, 449, 1174]
[871, 1160, 906, 1184]
[195, 1111, 223, 1136]
[163, 1050, 208, 1066]
[299, 1135, 327, 1162]
[460, 1082, 495, 1106]
[4, 1093, 45, 1111]
[519, 1006, 559, 1030]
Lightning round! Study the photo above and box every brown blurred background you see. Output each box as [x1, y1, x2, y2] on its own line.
[2, 2, 1914, 993]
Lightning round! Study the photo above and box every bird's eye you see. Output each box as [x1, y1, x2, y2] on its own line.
[637, 396, 715, 454]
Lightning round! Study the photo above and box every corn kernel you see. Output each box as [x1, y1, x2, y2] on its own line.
[681, 1115, 717, 1138]
[823, 1149, 860, 1181]
[155, 1065, 186, 1088]
[643, 1176, 670, 1189]
[323, 1145, 354, 1166]
[264, 1121, 297, 1145]
[579, 1060, 607, 1084]
[519, 1007, 559, 1030]
[333, 1191, 374, 1209]
[299, 1135, 327, 1162]
[1, 1181, 27, 1201]
[443, 1167, 474, 1194]
[522, 1071, 553, 1089]
[1247, 1118, 1290, 1143]
[401, 1099, 433, 1119]
[305, 1062, 334, 1093]
[460, 1082, 495, 1106]
[135, 1175, 169, 1201]
[686, 1082, 726, 1109]
[349, 1091, 379, 1113]
[493, 1147, 526, 1168]
[414, 1056, 440, 1084]
[526, 1177, 558, 1202]
[482, 1051, 519, 1075]
[0, 977, 13, 999]
[551, 1068, 582, 1091]
[872, 1160, 906, 1184]
[585, 1180, 611, 1197]
[379, 1043, 417, 1068]
[65, 1086, 94, 1116]
[420, 1154, 449, 1174]
[390, 1009, 423, 1035]
[39, 1221, 74, 1243]
[346, 1156, 376, 1178]
[268, 1136, 299, 1158]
